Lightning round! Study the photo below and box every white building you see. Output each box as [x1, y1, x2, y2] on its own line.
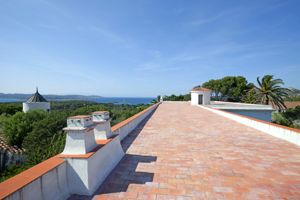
[160, 96, 164, 102]
[23, 89, 50, 113]
[190, 87, 212, 105]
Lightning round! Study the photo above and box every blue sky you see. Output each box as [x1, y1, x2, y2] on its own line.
[0, 0, 299, 97]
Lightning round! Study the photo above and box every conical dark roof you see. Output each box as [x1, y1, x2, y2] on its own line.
[27, 88, 48, 103]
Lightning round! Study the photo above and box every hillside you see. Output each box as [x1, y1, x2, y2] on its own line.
[0, 93, 102, 101]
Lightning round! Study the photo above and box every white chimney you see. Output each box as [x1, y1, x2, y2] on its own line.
[62, 115, 97, 155]
[92, 111, 113, 140]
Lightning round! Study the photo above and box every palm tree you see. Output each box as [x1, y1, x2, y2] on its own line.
[255, 75, 290, 111]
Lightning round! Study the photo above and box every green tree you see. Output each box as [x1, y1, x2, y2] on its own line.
[255, 75, 289, 110]
[0, 103, 22, 115]
[3, 110, 47, 147]
[22, 111, 67, 165]
[150, 96, 160, 104]
[183, 94, 191, 101]
[0, 101, 151, 181]
[202, 79, 222, 100]
[163, 94, 190, 101]
[241, 87, 257, 104]
[202, 76, 253, 101]
[272, 106, 300, 129]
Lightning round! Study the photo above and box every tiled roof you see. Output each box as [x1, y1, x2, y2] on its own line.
[26, 89, 48, 103]
[68, 115, 91, 119]
[92, 102, 300, 199]
[0, 136, 24, 154]
[1, 102, 300, 200]
[191, 87, 211, 92]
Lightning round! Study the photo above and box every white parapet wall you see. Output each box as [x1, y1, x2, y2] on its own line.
[65, 135, 124, 195]
[199, 105, 300, 146]
[2, 157, 70, 200]
[88, 136, 124, 193]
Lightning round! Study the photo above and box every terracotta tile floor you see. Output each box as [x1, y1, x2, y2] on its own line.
[92, 102, 300, 200]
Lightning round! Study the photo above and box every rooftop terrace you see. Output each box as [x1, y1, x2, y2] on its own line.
[1, 101, 300, 200]
[88, 102, 300, 199]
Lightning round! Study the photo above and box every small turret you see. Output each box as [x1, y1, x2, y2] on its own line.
[23, 88, 50, 112]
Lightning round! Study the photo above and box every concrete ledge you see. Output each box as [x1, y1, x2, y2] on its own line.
[199, 105, 300, 146]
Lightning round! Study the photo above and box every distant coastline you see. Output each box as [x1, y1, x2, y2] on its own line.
[0, 93, 154, 105]
[0, 93, 102, 101]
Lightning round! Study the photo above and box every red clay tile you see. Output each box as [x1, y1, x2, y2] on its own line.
[92, 102, 300, 200]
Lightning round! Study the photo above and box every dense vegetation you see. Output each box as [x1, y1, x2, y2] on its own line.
[0, 101, 150, 181]
[201, 75, 291, 110]
[202, 76, 254, 102]
[272, 106, 300, 129]
[0, 103, 22, 115]
[162, 94, 191, 101]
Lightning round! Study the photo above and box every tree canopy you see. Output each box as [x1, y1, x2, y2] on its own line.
[3, 110, 47, 147]
[0, 100, 150, 171]
[202, 76, 254, 102]
[163, 94, 191, 101]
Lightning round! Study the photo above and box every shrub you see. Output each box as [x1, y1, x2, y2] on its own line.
[272, 112, 290, 126]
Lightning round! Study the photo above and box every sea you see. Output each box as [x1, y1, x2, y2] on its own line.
[0, 97, 154, 105]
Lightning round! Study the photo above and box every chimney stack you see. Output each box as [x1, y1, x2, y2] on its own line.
[62, 115, 97, 155]
[92, 111, 113, 140]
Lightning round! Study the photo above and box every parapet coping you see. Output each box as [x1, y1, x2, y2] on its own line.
[92, 111, 109, 114]
[0, 103, 160, 199]
[111, 103, 160, 132]
[0, 156, 65, 199]
[200, 105, 300, 134]
[208, 101, 275, 111]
